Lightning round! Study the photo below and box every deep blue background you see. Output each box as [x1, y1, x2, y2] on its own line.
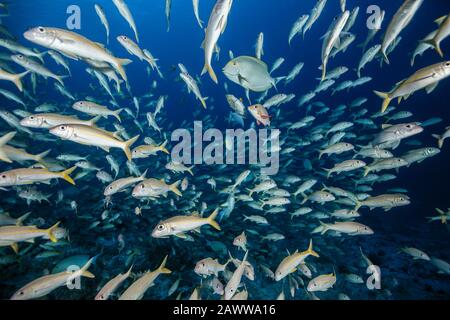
[0, 0, 450, 299]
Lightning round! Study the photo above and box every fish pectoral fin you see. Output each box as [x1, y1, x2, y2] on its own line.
[426, 82, 439, 94]
[175, 233, 187, 239]
[237, 74, 249, 85]
[99, 146, 110, 153]
[10, 243, 19, 254]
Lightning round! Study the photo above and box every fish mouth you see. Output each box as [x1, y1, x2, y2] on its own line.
[23, 29, 34, 41]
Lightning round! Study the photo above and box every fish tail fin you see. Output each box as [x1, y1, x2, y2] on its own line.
[88, 115, 102, 126]
[169, 180, 182, 197]
[159, 140, 170, 154]
[113, 58, 133, 82]
[12, 71, 29, 92]
[200, 97, 207, 109]
[422, 39, 443, 58]
[60, 166, 77, 185]
[16, 211, 32, 226]
[354, 200, 362, 211]
[363, 166, 370, 177]
[432, 134, 443, 149]
[0, 131, 15, 163]
[318, 220, 329, 235]
[80, 257, 96, 278]
[158, 255, 172, 274]
[112, 108, 123, 122]
[35, 149, 51, 163]
[55, 75, 68, 86]
[123, 135, 140, 161]
[307, 239, 320, 257]
[373, 90, 391, 113]
[202, 63, 218, 84]
[300, 194, 308, 204]
[46, 221, 61, 243]
[140, 169, 148, 180]
[382, 50, 390, 64]
[207, 208, 221, 231]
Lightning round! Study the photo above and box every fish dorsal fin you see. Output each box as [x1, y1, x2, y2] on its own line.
[435, 15, 448, 25]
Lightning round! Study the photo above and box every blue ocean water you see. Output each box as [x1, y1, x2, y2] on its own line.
[0, 0, 450, 300]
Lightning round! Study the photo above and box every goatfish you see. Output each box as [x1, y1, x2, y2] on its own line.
[118, 256, 171, 300]
[201, 0, 233, 83]
[274, 239, 319, 281]
[0, 222, 61, 254]
[24, 26, 132, 81]
[112, 0, 139, 43]
[95, 265, 133, 300]
[104, 170, 148, 196]
[151, 209, 221, 238]
[381, 0, 423, 64]
[11, 256, 95, 299]
[0, 212, 31, 226]
[422, 14, 450, 58]
[180, 71, 208, 109]
[374, 61, 450, 112]
[49, 124, 139, 161]
[321, 10, 350, 81]
[11, 54, 66, 85]
[381, 0, 424, 63]
[20, 113, 100, 129]
[72, 101, 123, 122]
[95, 4, 110, 45]
[132, 178, 182, 198]
[0, 166, 76, 187]
[132, 142, 169, 159]
[224, 250, 249, 300]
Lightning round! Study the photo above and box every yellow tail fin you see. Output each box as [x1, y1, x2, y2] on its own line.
[169, 180, 182, 197]
[206, 208, 221, 231]
[373, 90, 391, 113]
[46, 221, 61, 243]
[307, 239, 320, 257]
[123, 135, 140, 161]
[60, 166, 77, 185]
[112, 108, 123, 122]
[202, 63, 218, 84]
[80, 257, 96, 278]
[35, 149, 51, 163]
[113, 58, 133, 82]
[12, 71, 29, 92]
[159, 141, 170, 154]
[158, 255, 172, 274]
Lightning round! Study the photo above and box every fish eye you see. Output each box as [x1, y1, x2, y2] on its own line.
[157, 225, 164, 230]
[109, 186, 113, 190]
[446, 62, 450, 67]
[30, 116, 34, 120]
[38, 27, 45, 33]
[60, 126, 66, 131]
[141, 184, 145, 189]
[406, 124, 411, 128]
